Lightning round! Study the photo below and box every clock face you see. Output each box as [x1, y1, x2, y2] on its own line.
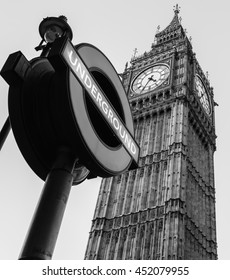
[132, 64, 170, 94]
[195, 75, 211, 115]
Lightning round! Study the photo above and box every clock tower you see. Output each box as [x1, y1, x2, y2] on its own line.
[85, 6, 217, 260]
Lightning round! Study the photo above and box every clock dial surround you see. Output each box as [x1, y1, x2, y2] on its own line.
[195, 75, 211, 115]
[132, 64, 170, 94]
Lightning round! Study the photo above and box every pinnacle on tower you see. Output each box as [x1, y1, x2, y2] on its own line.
[173, 4, 180, 14]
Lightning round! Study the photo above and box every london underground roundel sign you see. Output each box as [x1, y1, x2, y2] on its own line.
[48, 37, 139, 177]
[3, 36, 139, 181]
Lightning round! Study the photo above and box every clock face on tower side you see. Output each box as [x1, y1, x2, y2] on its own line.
[132, 64, 170, 94]
[195, 75, 211, 115]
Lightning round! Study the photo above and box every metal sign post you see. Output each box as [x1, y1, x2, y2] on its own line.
[0, 117, 11, 151]
[19, 148, 76, 260]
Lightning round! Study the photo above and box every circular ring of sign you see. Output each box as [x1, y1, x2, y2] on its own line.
[68, 44, 135, 177]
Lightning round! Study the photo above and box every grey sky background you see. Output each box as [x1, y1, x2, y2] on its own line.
[0, 0, 229, 259]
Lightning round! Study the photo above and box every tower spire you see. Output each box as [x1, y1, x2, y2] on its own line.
[152, 4, 183, 48]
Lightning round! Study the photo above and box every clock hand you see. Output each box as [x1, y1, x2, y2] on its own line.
[141, 77, 151, 93]
[149, 75, 157, 82]
[141, 75, 156, 93]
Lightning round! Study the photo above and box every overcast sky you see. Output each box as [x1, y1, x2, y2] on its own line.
[0, 0, 229, 260]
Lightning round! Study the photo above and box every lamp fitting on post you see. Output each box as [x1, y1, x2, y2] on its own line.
[35, 15, 73, 56]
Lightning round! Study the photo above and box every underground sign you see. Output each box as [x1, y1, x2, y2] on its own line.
[48, 37, 139, 177]
[2, 36, 139, 181]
